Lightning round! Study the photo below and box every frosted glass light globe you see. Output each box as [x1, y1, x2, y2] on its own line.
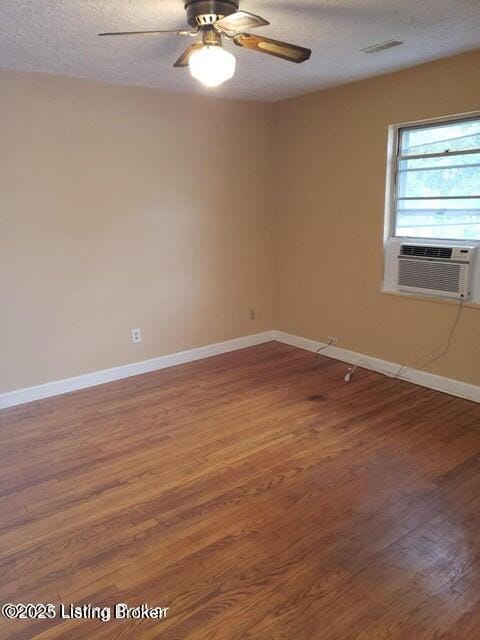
[189, 45, 236, 87]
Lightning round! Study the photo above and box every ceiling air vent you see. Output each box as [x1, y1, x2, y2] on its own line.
[361, 40, 404, 54]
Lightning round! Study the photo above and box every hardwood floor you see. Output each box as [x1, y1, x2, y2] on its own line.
[1, 341, 480, 639]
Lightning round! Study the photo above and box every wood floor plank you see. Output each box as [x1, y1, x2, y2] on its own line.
[1, 341, 479, 639]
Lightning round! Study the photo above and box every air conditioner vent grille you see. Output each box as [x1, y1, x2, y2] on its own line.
[401, 245, 453, 259]
[398, 259, 461, 293]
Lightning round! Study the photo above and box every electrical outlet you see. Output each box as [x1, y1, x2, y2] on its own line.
[327, 336, 338, 346]
[249, 309, 256, 320]
[131, 328, 142, 344]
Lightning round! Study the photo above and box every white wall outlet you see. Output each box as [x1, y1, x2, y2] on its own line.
[249, 309, 256, 320]
[131, 328, 142, 344]
[327, 336, 338, 346]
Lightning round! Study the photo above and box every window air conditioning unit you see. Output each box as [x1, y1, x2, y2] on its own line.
[397, 244, 476, 300]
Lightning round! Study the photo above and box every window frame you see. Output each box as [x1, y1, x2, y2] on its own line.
[385, 111, 480, 245]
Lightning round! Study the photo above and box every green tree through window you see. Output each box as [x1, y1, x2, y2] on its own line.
[394, 117, 480, 240]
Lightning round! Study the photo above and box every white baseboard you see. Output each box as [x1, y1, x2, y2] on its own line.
[0, 331, 276, 410]
[2, 329, 478, 410]
[273, 331, 480, 404]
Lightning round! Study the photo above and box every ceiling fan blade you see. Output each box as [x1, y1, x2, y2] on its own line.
[99, 29, 196, 37]
[233, 33, 311, 63]
[214, 11, 269, 34]
[174, 43, 203, 68]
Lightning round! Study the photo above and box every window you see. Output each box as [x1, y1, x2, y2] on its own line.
[391, 115, 480, 241]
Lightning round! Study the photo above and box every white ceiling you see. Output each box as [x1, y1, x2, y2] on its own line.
[1, 0, 479, 102]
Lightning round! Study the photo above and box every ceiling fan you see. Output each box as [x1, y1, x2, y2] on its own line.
[99, 0, 311, 88]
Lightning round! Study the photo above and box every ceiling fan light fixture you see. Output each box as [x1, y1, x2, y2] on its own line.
[189, 45, 236, 87]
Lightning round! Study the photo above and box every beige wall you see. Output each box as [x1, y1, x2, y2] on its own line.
[275, 49, 480, 386]
[2, 49, 480, 395]
[0, 70, 275, 392]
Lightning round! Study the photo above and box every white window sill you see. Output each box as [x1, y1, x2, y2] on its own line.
[381, 288, 480, 309]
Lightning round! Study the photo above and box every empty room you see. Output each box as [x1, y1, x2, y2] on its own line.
[1, 1, 480, 638]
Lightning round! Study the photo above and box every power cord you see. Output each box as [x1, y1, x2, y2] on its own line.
[316, 338, 335, 358]
[344, 359, 365, 383]
[344, 300, 465, 383]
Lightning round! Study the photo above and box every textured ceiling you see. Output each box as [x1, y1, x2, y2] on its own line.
[1, 0, 480, 101]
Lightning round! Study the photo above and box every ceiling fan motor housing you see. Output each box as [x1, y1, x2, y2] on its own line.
[184, 0, 239, 28]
